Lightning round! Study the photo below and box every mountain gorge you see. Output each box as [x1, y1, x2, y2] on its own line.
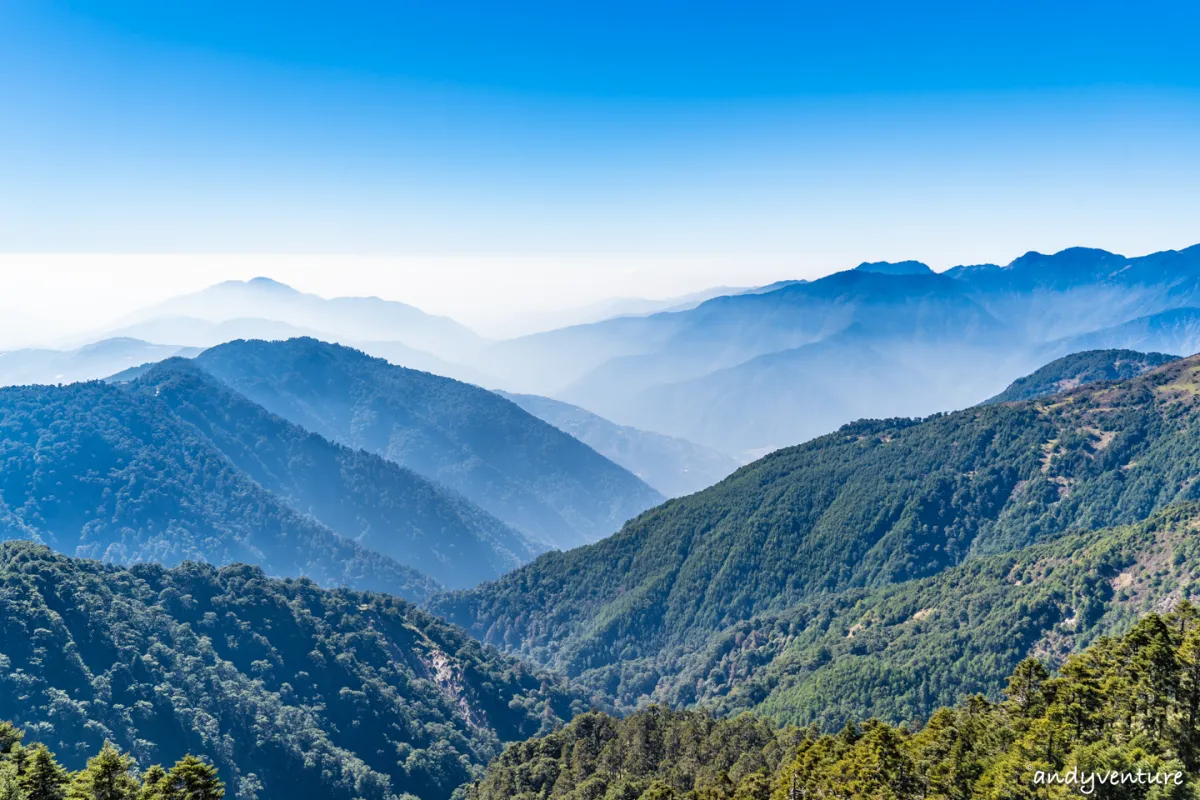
[193, 338, 664, 549]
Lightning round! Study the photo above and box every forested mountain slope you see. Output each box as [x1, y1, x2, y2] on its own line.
[0, 543, 593, 800]
[638, 503, 1200, 728]
[0, 380, 436, 600]
[132, 360, 544, 588]
[194, 338, 664, 549]
[433, 356, 1200, 686]
[986, 348, 1178, 403]
[467, 605, 1200, 799]
[497, 391, 740, 497]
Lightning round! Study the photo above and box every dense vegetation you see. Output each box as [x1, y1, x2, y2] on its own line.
[0, 381, 435, 600]
[0, 542, 596, 800]
[433, 356, 1200, 695]
[986, 349, 1178, 403]
[194, 338, 664, 549]
[634, 503, 1200, 728]
[132, 360, 543, 588]
[467, 604, 1200, 799]
[0, 720, 223, 800]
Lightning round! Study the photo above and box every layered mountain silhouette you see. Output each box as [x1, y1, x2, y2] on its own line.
[474, 244, 1200, 457]
[193, 338, 665, 549]
[132, 359, 544, 588]
[497, 391, 741, 496]
[104, 276, 486, 363]
[0, 338, 199, 387]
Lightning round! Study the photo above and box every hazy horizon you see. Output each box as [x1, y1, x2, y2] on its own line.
[2, 239, 1198, 348]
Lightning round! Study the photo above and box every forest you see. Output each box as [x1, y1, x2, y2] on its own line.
[0, 720, 223, 800]
[466, 605, 1200, 799]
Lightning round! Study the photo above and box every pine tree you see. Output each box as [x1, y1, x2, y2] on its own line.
[163, 757, 223, 800]
[1004, 658, 1050, 720]
[66, 743, 138, 800]
[134, 767, 167, 800]
[20, 747, 66, 800]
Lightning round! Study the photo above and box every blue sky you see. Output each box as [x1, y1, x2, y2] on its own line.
[1, 1, 1198, 271]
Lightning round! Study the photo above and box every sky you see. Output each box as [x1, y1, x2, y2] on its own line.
[1, 1, 1199, 341]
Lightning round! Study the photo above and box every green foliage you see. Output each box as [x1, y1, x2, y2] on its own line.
[468, 608, 1200, 798]
[194, 338, 665, 549]
[0, 380, 436, 600]
[986, 349, 1179, 404]
[0, 543, 595, 800]
[434, 357, 1200, 700]
[0, 725, 220, 800]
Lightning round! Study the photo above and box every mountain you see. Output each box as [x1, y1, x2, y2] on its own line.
[104, 316, 325, 348]
[475, 244, 1200, 457]
[658, 501, 1200, 728]
[0, 542, 591, 800]
[192, 338, 665, 549]
[496, 391, 741, 497]
[0, 379, 437, 601]
[107, 277, 486, 363]
[104, 314, 495, 385]
[497, 287, 746, 338]
[985, 348, 1179, 403]
[132, 359, 545, 588]
[466, 603, 1200, 799]
[854, 259, 934, 275]
[1056, 307, 1200, 358]
[432, 355, 1200, 699]
[0, 338, 199, 387]
[558, 271, 1018, 455]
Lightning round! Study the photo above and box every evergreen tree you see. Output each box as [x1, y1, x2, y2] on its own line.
[66, 743, 138, 800]
[163, 757, 223, 800]
[20, 748, 65, 800]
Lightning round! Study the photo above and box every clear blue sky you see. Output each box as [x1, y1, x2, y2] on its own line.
[1, 0, 1198, 265]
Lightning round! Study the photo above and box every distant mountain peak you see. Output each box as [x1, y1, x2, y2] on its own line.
[1006, 247, 1124, 270]
[854, 260, 933, 276]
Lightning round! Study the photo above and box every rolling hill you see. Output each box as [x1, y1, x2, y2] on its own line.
[496, 391, 741, 497]
[432, 355, 1200, 698]
[0, 379, 437, 600]
[192, 338, 664, 550]
[132, 359, 545, 588]
[0, 542, 591, 800]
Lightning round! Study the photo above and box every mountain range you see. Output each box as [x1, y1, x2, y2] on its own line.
[0, 338, 199, 387]
[0, 377, 438, 600]
[432, 353, 1200, 710]
[474, 244, 1200, 457]
[131, 359, 543, 588]
[101, 276, 485, 364]
[192, 338, 664, 549]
